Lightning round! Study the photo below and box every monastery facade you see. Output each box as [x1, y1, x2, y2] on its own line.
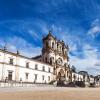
[0, 32, 95, 86]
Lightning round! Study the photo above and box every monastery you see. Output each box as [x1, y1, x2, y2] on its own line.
[0, 32, 96, 87]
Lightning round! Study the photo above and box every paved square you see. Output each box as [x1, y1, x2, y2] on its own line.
[0, 87, 100, 100]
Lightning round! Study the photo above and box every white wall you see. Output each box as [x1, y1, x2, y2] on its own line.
[0, 50, 53, 83]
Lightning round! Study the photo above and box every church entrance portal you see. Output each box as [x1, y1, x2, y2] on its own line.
[57, 69, 66, 86]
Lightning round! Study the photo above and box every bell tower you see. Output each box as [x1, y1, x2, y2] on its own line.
[42, 31, 71, 83]
[42, 31, 56, 66]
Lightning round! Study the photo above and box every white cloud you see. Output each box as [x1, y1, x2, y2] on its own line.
[88, 19, 100, 37]
[27, 29, 39, 40]
[20, 46, 41, 57]
[70, 44, 100, 75]
[69, 42, 78, 52]
[0, 39, 5, 48]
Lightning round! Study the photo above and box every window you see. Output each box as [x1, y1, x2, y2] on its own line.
[20, 78, 22, 81]
[46, 41, 48, 48]
[45, 57, 47, 63]
[34, 74, 37, 80]
[35, 64, 38, 70]
[42, 66, 45, 71]
[57, 43, 59, 48]
[42, 75, 45, 81]
[25, 73, 29, 79]
[9, 58, 13, 65]
[48, 68, 50, 72]
[26, 62, 29, 68]
[50, 57, 54, 65]
[50, 58, 52, 64]
[8, 71, 12, 80]
[60, 46, 62, 51]
[52, 42, 54, 49]
[48, 76, 50, 81]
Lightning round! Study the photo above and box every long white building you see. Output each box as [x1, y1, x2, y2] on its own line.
[0, 49, 54, 83]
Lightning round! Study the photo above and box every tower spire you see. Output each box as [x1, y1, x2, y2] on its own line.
[48, 30, 52, 35]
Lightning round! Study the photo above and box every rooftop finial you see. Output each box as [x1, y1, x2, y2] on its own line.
[4, 43, 7, 51]
[48, 30, 52, 35]
[17, 50, 20, 55]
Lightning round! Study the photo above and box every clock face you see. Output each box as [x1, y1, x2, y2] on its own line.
[56, 58, 63, 66]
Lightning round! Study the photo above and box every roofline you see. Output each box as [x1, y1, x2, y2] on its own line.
[0, 48, 53, 67]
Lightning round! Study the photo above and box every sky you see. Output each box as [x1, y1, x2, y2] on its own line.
[0, 0, 100, 75]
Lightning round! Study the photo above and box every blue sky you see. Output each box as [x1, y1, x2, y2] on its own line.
[0, 0, 100, 75]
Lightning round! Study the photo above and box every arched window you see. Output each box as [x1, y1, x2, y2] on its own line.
[50, 58, 52, 65]
[50, 57, 54, 65]
[60, 46, 62, 51]
[57, 44, 61, 52]
[45, 41, 48, 48]
[45, 57, 47, 63]
[52, 42, 54, 49]
[57, 43, 59, 48]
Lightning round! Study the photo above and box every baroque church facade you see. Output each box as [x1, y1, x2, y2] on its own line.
[41, 32, 72, 82]
[0, 31, 93, 85]
[33, 32, 72, 83]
